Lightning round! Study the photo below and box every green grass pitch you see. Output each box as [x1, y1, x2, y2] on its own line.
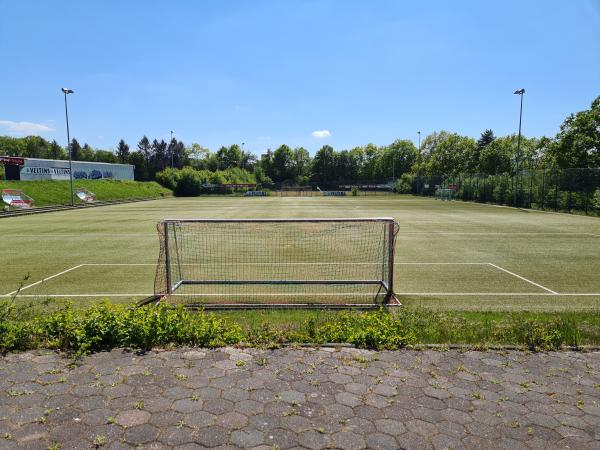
[1, 195, 599, 312]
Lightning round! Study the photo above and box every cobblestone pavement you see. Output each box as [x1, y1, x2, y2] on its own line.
[1, 348, 599, 450]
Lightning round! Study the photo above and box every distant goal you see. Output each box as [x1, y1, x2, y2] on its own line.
[151, 218, 399, 309]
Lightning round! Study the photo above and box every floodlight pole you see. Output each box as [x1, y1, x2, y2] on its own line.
[61, 88, 75, 207]
[417, 131, 421, 152]
[514, 89, 525, 206]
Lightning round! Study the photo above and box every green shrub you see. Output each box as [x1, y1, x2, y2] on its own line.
[155, 167, 179, 190]
[24, 303, 243, 356]
[395, 174, 413, 194]
[351, 187, 358, 196]
[156, 166, 258, 197]
[316, 310, 417, 349]
[173, 167, 203, 196]
[514, 318, 574, 350]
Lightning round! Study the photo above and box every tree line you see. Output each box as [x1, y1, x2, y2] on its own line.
[1, 95, 598, 184]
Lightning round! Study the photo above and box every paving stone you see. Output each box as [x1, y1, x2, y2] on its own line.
[218, 411, 248, 429]
[195, 425, 229, 447]
[299, 430, 329, 450]
[173, 398, 204, 413]
[123, 423, 159, 445]
[365, 432, 398, 450]
[115, 409, 151, 427]
[0, 348, 599, 448]
[331, 430, 366, 450]
[230, 428, 264, 447]
[161, 426, 195, 446]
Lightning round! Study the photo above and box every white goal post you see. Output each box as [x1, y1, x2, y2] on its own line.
[151, 217, 400, 309]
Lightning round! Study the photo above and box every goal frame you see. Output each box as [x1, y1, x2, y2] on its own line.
[154, 217, 399, 309]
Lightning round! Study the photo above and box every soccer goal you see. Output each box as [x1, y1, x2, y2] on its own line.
[151, 218, 399, 309]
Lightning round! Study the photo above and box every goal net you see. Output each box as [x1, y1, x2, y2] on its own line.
[152, 218, 399, 308]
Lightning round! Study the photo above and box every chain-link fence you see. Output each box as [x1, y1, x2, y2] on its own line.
[409, 168, 600, 215]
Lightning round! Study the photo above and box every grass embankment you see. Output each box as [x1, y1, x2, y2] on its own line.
[0, 180, 171, 207]
[2, 299, 599, 355]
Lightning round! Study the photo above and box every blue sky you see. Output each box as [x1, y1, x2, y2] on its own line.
[1, 0, 599, 155]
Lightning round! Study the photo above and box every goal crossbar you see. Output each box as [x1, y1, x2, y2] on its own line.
[153, 217, 399, 309]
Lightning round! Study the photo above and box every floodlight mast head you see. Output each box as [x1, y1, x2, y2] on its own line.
[514, 88, 525, 95]
[61, 88, 74, 94]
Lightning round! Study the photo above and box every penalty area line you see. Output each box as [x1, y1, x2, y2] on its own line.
[4, 265, 85, 296]
[487, 263, 558, 294]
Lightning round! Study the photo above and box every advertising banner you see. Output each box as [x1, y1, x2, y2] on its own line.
[18, 159, 134, 181]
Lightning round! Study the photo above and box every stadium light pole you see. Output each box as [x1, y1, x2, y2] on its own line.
[61, 87, 75, 207]
[514, 88, 525, 206]
[417, 131, 421, 152]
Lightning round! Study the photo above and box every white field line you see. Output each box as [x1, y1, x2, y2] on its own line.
[5, 265, 85, 296]
[487, 263, 558, 294]
[400, 232, 600, 237]
[2, 234, 156, 237]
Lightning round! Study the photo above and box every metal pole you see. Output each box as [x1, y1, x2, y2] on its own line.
[514, 90, 524, 206]
[164, 222, 172, 295]
[63, 91, 74, 207]
[386, 221, 395, 303]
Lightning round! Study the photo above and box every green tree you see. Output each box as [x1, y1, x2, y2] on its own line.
[311, 145, 336, 181]
[129, 151, 148, 180]
[241, 150, 257, 171]
[70, 138, 82, 161]
[216, 144, 243, 169]
[545, 95, 600, 168]
[259, 149, 276, 181]
[116, 139, 130, 163]
[479, 137, 513, 174]
[137, 136, 151, 166]
[271, 145, 294, 182]
[384, 139, 419, 179]
[94, 150, 118, 163]
[80, 143, 95, 161]
[419, 132, 476, 176]
[471, 129, 496, 173]
[151, 139, 168, 175]
[292, 147, 311, 182]
[360, 144, 382, 180]
[48, 140, 65, 159]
